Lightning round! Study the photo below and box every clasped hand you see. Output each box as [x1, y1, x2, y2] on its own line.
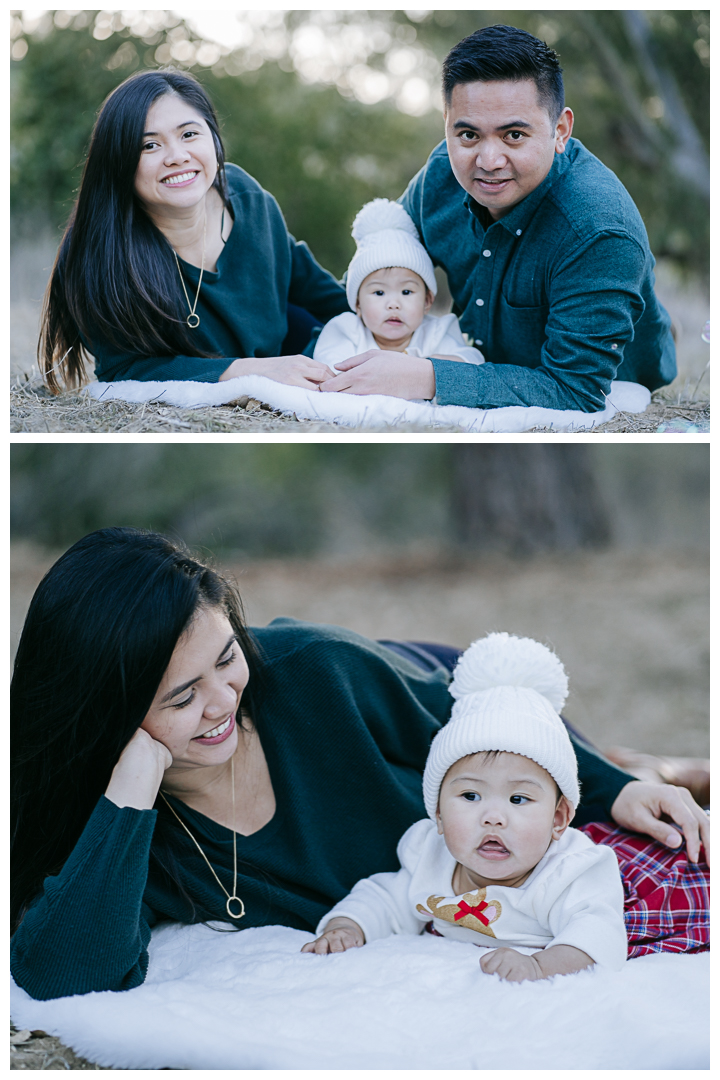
[319, 351, 436, 399]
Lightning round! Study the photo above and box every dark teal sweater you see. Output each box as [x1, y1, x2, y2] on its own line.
[10, 619, 633, 1001]
[90, 165, 350, 383]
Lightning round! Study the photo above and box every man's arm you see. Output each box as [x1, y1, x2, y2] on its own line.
[432, 232, 648, 411]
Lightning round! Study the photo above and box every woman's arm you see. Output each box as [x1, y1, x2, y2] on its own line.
[11, 730, 171, 1001]
[10, 797, 158, 1000]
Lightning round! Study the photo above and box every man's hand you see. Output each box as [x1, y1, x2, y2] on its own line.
[220, 355, 335, 389]
[319, 351, 436, 399]
[301, 917, 365, 954]
[480, 947, 544, 982]
[611, 780, 710, 864]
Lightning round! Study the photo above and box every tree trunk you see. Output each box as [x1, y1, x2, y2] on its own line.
[450, 445, 612, 555]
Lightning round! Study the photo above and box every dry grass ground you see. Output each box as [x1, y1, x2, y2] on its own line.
[10, 260, 709, 434]
[10, 542, 708, 1069]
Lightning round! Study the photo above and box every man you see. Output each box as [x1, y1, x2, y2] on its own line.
[321, 24, 676, 410]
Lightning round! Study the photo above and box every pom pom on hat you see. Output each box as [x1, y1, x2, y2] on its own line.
[345, 199, 436, 310]
[422, 633, 580, 817]
[351, 199, 421, 243]
[450, 631, 569, 713]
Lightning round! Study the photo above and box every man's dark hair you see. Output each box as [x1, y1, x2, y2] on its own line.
[442, 24, 564, 122]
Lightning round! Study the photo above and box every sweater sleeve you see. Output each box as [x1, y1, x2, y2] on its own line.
[315, 867, 420, 941]
[11, 796, 158, 1001]
[315, 821, 430, 941]
[91, 340, 232, 384]
[287, 237, 351, 324]
[545, 845, 628, 969]
[570, 737, 635, 826]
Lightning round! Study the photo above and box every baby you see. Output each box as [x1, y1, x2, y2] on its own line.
[302, 633, 627, 982]
[313, 199, 484, 371]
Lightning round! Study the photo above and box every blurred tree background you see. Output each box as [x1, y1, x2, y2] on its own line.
[11, 444, 709, 756]
[10, 8, 709, 280]
[10, 444, 709, 558]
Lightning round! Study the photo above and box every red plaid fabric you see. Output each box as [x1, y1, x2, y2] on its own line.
[578, 821, 710, 958]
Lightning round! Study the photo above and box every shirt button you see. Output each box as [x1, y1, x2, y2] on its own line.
[482, 249, 492, 257]
[475, 298, 484, 306]
[611, 343, 618, 350]
[516, 229, 522, 236]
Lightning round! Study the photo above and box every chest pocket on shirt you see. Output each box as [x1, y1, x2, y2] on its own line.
[495, 294, 549, 367]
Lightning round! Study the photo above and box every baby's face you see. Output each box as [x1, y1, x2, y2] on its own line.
[356, 267, 432, 344]
[436, 751, 573, 890]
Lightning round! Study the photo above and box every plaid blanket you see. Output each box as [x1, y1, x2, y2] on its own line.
[578, 822, 710, 957]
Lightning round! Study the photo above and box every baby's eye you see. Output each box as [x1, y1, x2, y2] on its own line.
[372, 289, 385, 296]
[461, 792, 481, 802]
[509, 794, 530, 804]
[402, 289, 414, 295]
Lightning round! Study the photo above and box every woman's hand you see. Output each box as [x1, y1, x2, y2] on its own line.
[301, 917, 365, 954]
[319, 351, 436, 399]
[219, 355, 335, 389]
[610, 780, 710, 864]
[105, 728, 173, 811]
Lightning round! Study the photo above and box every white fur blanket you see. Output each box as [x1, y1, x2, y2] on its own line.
[10, 923, 708, 1069]
[87, 376, 651, 432]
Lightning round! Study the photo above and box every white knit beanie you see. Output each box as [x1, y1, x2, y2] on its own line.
[345, 199, 437, 311]
[423, 632, 580, 818]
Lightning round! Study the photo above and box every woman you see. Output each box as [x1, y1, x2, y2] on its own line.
[39, 69, 348, 392]
[11, 529, 709, 1001]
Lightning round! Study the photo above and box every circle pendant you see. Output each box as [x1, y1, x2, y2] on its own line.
[226, 895, 245, 919]
[187, 313, 200, 329]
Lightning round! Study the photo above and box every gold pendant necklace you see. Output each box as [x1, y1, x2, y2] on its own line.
[173, 208, 206, 329]
[160, 754, 245, 920]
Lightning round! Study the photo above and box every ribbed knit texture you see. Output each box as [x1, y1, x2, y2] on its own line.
[346, 199, 437, 310]
[423, 634, 579, 815]
[10, 619, 634, 1000]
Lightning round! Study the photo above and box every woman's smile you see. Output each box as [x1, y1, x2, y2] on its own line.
[161, 170, 200, 187]
[193, 714, 236, 744]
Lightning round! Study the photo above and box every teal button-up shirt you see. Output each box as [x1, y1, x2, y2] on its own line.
[400, 138, 676, 411]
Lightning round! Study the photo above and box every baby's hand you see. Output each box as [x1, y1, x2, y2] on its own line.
[480, 947, 544, 983]
[301, 917, 365, 954]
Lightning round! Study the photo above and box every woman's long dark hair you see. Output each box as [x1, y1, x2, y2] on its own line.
[11, 528, 262, 934]
[39, 69, 229, 392]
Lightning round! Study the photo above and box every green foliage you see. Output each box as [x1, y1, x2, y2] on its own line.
[10, 10, 709, 277]
[10, 445, 452, 557]
[11, 445, 709, 558]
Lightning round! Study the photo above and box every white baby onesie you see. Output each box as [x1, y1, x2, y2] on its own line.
[313, 311, 485, 372]
[317, 820, 627, 970]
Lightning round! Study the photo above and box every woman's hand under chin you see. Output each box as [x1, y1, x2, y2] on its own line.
[319, 351, 436, 399]
[105, 728, 173, 811]
[219, 355, 335, 389]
